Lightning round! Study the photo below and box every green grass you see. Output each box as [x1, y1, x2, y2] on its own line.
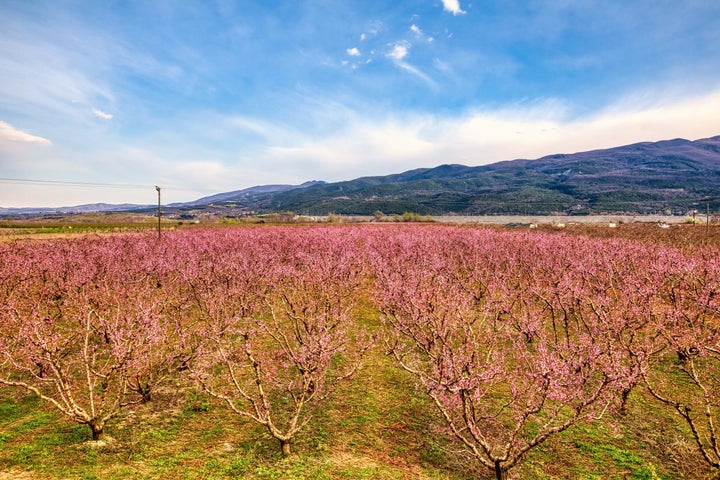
[0, 350, 463, 479]
[0, 304, 717, 480]
[1, 353, 714, 479]
[0, 351, 708, 480]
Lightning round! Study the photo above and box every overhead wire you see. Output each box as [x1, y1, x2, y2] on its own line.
[0, 177, 188, 191]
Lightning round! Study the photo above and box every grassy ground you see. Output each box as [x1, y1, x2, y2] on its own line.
[0, 350, 458, 479]
[1, 220, 719, 479]
[0, 344, 713, 479]
[0, 213, 167, 239]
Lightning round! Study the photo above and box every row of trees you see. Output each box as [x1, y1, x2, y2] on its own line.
[370, 227, 720, 478]
[1, 225, 719, 479]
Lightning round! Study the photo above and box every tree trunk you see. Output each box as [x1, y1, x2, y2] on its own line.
[280, 439, 292, 457]
[620, 387, 631, 416]
[90, 422, 104, 441]
[137, 381, 152, 403]
[494, 460, 507, 480]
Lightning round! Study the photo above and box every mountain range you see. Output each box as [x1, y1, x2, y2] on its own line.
[3, 135, 720, 217]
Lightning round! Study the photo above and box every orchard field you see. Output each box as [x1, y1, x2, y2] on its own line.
[1, 223, 720, 479]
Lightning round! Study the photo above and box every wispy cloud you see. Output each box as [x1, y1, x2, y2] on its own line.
[93, 109, 113, 120]
[244, 88, 720, 182]
[410, 24, 434, 43]
[442, 0, 466, 16]
[0, 121, 52, 144]
[262, 119, 437, 180]
[4, 88, 719, 207]
[443, 89, 720, 162]
[386, 42, 437, 88]
[346, 47, 361, 57]
[396, 62, 437, 88]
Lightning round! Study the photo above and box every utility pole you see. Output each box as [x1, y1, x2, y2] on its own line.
[156, 186, 161, 240]
[705, 198, 711, 235]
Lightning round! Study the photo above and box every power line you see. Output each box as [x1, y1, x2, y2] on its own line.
[0, 177, 151, 189]
[0, 177, 187, 191]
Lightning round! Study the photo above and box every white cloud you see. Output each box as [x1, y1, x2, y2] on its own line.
[442, 89, 720, 163]
[263, 119, 437, 179]
[360, 33, 366, 41]
[246, 88, 720, 183]
[387, 42, 409, 61]
[442, 0, 466, 16]
[410, 24, 433, 43]
[386, 42, 437, 88]
[347, 47, 361, 57]
[5, 85, 720, 208]
[0, 121, 52, 144]
[93, 109, 113, 120]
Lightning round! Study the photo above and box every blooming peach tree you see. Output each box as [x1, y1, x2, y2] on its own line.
[184, 228, 371, 456]
[641, 249, 720, 470]
[0, 236, 174, 440]
[371, 228, 642, 480]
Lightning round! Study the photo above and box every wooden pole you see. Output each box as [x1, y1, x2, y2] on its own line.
[156, 186, 161, 240]
[707, 199, 710, 235]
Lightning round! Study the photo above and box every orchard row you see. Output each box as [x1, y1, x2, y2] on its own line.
[1, 225, 719, 479]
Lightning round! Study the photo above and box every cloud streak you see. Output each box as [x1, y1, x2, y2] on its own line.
[93, 109, 113, 120]
[0, 121, 52, 144]
[385, 41, 437, 88]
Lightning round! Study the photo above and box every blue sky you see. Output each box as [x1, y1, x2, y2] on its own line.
[1, 0, 720, 207]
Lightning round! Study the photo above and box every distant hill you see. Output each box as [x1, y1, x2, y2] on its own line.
[3, 136, 719, 217]
[188, 135, 720, 216]
[172, 181, 325, 207]
[0, 203, 147, 216]
[0, 182, 324, 217]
